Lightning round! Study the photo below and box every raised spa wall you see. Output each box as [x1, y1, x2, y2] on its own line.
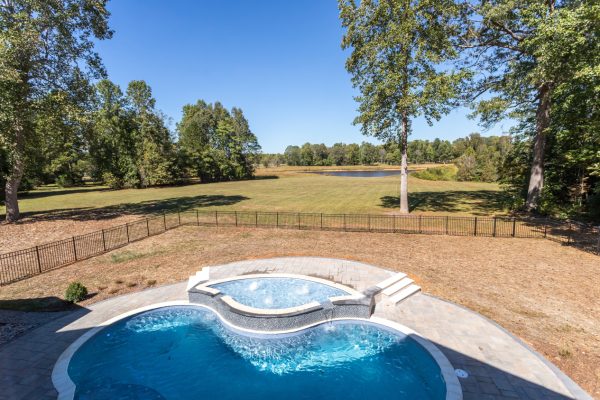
[187, 271, 380, 331]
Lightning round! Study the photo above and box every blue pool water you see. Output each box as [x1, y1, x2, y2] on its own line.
[68, 307, 447, 400]
[209, 277, 349, 309]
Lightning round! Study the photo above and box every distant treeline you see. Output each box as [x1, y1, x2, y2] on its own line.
[262, 133, 511, 182]
[2, 80, 261, 192]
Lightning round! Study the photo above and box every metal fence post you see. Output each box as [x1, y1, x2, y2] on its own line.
[445, 216, 449, 235]
[474, 217, 478, 236]
[146, 218, 150, 236]
[567, 222, 573, 244]
[276, 212, 279, 228]
[543, 219, 548, 238]
[418, 215, 422, 234]
[320, 213, 323, 230]
[368, 214, 371, 232]
[72, 237, 78, 261]
[235, 211, 238, 226]
[35, 246, 42, 273]
[512, 218, 516, 237]
[215, 211, 219, 227]
[196, 210, 199, 226]
[126, 223, 130, 243]
[178, 210, 181, 226]
[343, 214, 347, 231]
[393, 215, 396, 233]
[101, 229, 107, 251]
[255, 211, 258, 227]
[297, 213, 301, 230]
[492, 217, 497, 237]
[163, 213, 167, 230]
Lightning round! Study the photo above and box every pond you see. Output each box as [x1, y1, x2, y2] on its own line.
[311, 170, 402, 177]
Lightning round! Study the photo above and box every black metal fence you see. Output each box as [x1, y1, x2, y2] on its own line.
[0, 213, 181, 286]
[1, 210, 598, 286]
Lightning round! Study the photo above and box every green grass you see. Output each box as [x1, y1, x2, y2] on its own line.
[10, 168, 508, 218]
[412, 165, 458, 181]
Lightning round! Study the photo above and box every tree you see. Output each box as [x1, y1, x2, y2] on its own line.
[359, 142, 379, 165]
[328, 143, 347, 166]
[177, 100, 260, 182]
[300, 143, 314, 166]
[460, 0, 599, 211]
[284, 145, 301, 166]
[345, 143, 360, 165]
[0, 0, 112, 222]
[339, 0, 464, 213]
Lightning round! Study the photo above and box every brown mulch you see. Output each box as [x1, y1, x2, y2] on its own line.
[0, 226, 598, 397]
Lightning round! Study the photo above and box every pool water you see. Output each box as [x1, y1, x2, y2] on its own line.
[68, 307, 447, 400]
[209, 277, 349, 309]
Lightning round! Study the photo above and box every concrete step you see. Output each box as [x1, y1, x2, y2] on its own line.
[375, 273, 407, 290]
[382, 277, 414, 297]
[388, 284, 421, 304]
[186, 268, 210, 291]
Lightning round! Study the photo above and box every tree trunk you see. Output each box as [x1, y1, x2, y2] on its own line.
[399, 113, 409, 214]
[525, 83, 551, 211]
[5, 124, 25, 223]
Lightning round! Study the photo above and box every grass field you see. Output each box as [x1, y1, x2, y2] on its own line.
[0, 165, 507, 252]
[13, 165, 506, 217]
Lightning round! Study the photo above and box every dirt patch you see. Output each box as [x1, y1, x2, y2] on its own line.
[0, 226, 598, 397]
[0, 214, 140, 253]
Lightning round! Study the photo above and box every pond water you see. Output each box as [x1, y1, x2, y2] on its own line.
[312, 170, 402, 177]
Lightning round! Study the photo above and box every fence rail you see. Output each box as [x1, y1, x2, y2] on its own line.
[1, 210, 598, 286]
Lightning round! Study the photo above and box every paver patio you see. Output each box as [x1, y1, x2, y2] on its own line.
[0, 257, 591, 400]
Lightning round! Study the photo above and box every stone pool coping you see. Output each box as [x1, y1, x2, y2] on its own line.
[197, 272, 366, 317]
[51, 300, 462, 400]
[190, 272, 372, 329]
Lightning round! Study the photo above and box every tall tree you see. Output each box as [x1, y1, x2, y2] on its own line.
[177, 100, 260, 182]
[339, 0, 464, 213]
[0, 0, 112, 222]
[460, 0, 599, 211]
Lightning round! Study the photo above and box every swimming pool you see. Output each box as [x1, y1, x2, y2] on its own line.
[208, 276, 352, 309]
[66, 306, 448, 400]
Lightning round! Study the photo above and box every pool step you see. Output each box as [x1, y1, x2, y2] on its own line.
[374, 272, 421, 305]
[375, 273, 407, 291]
[382, 277, 414, 297]
[388, 284, 421, 304]
[186, 267, 210, 291]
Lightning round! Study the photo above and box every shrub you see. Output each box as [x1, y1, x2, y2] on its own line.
[413, 165, 457, 181]
[65, 282, 88, 303]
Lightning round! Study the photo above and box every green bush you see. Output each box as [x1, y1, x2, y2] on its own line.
[413, 165, 457, 181]
[65, 282, 88, 303]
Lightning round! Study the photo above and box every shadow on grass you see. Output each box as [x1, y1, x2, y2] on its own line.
[18, 194, 249, 223]
[380, 190, 510, 215]
[252, 175, 279, 180]
[18, 186, 112, 200]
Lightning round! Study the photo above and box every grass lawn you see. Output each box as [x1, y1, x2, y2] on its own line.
[0, 165, 507, 252]
[13, 165, 506, 217]
[1, 225, 597, 396]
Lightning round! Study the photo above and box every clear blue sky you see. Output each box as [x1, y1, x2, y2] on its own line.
[95, 0, 512, 153]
